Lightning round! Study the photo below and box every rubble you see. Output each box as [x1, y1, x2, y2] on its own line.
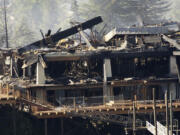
[1, 17, 180, 133]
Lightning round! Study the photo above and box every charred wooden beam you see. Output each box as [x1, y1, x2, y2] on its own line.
[33, 101, 180, 119]
[18, 16, 103, 54]
[162, 35, 180, 50]
[44, 49, 171, 62]
[20, 78, 178, 91]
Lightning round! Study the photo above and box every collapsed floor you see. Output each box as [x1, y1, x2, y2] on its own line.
[1, 17, 180, 134]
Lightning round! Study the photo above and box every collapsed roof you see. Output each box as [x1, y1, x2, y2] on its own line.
[18, 16, 103, 54]
[104, 23, 180, 42]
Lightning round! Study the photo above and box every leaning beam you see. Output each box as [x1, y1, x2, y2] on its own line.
[18, 16, 103, 54]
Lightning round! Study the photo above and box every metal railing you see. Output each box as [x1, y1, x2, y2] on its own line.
[55, 96, 168, 108]
[17, 93, 180, 115]
[20, 94, 180, 110]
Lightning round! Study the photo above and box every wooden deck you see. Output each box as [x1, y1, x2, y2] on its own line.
[0, 94, 17, 105]
[33, 100, 180, 119]
[0, 92, 180, 120]
[1, 83, 180, 119]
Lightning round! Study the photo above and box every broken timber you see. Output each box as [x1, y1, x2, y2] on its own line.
[33, 100, 180, 119]
[18, 16, 103, 54]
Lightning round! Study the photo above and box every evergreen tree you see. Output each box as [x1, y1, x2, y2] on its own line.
[78, 0, 171, 28]
[0, 0, 173, 47]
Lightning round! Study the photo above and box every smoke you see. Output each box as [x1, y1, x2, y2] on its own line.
[136, 15, 144, 27]
[166, 0, 180, 21]
[0, 0, 179, 48]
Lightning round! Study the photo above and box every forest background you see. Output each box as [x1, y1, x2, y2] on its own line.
[0, 0, 179, 47]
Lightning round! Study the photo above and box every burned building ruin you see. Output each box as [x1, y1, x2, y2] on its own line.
[1, 16, 180, 134]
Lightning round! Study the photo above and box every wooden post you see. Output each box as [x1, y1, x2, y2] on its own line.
[165, 91, 169, 135]
[23, 61, 26, 79]
[170, 92, 173, 135]
[7, 83, 9, 97]
[27, 90, 29, 100]
[110, 86, 114, 99]
[10, 57, 13, 77]
[73, 97, 76, 108]
[45, 119, 47, 135]
[176, 121, 178, 135]
[83, 96, 85, 106]
[12, 85, 15, 97]
[0, 83, 2, 94]
[133, 101, 136, 135]
[12, 107, 16, 135]
[1, 83, 3, 95]
[61, 118, 64, 135]
[134, 94, 137, 107]
[153, 88, 157, 135]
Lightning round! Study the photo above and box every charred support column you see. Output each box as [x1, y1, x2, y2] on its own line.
[103, 59, 112, 104]
[12, 107, 16, 135]
[23, 60, 26, 79]
[5, 56, 10, 75]
[169, 83, 176, 100]
[133, 101, 136, 135]
[45, 119, 47, 135]
[61, 118, 64, 135]
[165, 91, 169, 135]
[28, 66, 32, 78]
[175, 56, 180, 83]
[170, 92, 173, 135]
[170, 56, 178, 75]
[153, 88, 157, 135]
[36, 88, 47, 104]
[11, 57, 19, 78]
[36, 62, 46, 84]
[36, 58, 47, 103]
[10, 57, 13, 77]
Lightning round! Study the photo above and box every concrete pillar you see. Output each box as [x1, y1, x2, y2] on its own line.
[103, 59, 112, 82]
[36, 89, 47, 104]
[28, 66, 32, 78]
[103, 85, 113, 103]
[103, 59, 112, 104]
[170, 56, 178, 76]
[169, 83, 176, 100]
[5, 56, 10, 65]
[36, 62, 46, 84]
